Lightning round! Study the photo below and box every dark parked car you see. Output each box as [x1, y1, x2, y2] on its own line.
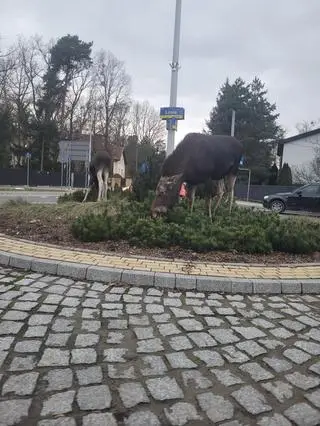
[263, 183, 320, 213]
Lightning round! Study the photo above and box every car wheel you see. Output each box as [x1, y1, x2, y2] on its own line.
[270, 199, 285, 213]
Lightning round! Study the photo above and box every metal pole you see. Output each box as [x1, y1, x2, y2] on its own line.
[60, 162, 64, 187]
[26, 156, 30, 187]
[40, 140, 44, 172]
[135, 142, 138, 173]
[68, 158, 71, 189]
[87, 122, 92, 187]
[89, 129, 92, 165]
[231, 109, 235, 137]
[247, 169, 251, 201]
[166, 0, 182, 156]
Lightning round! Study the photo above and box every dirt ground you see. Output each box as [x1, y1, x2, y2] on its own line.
[0, 201, 319, 265]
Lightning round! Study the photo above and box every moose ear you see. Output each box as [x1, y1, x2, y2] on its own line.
[171, 173, 182, 184]
[169, 173, 183, 184]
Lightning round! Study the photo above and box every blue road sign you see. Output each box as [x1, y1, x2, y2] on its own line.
[25, 152, 31, 159]
[239, 156, 245, 166]
[166, 118, 178, 131]
[139, 162, 149, 174]
[160, 107, 185, 120]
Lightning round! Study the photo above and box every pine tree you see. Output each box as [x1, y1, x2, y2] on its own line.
[268, 163, 279, 185]
[206, 77, 285, 184]
[278, 163, 293, 185]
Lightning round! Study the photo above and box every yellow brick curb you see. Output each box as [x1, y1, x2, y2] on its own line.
[0, 234, 319, 280]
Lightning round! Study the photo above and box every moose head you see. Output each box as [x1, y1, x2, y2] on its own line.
[151, 173, 183, 218]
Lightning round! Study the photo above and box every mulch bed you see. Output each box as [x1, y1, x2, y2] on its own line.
[0, 208, 319, 265]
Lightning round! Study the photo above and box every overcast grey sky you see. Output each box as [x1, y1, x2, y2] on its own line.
[1, 0, 320, 145]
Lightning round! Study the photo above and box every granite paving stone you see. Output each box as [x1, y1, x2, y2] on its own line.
[164, 402, 202, 425]
[2, 372, 39, 396]
[41, 390, 75, 416]
[165, 352, 197, 369]
[263, 356, 293, 373]
[0, 399, 32, 425]
[146, 377, 184, 400]
[76, 366, 103, 385]
[262, 380, 294, 403]
[285, 371, 320, 390]
[197, 393, 234, 423]
[232, 385, 272, 415]
[137, 338, 164, 353]
[309, 361, 320, 375]
[211, 368, 243, 386]
[119, 382, 149, 408]
[46, 332, 71, 347]
[181, 370, 212, 390]
[283, 348, 312, 364]
[82, 413, 117, 426]
[77, 385, 111, 410]
[294, 340, 320, 355]
[108, 364, 136, 379]
[44, 368, 73, 391]
[240, 362, 274, 381]
[284, 403, 320, 426]
[305, 388, 320, 409]
[140, 355, 168, 376]
[124, 411, 160, 426]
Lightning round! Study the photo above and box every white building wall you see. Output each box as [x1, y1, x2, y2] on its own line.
[283, 133, 320, 169]
[113, 154, 126, 178]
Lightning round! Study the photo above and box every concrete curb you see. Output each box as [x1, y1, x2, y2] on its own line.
[0, 250, 319, 294]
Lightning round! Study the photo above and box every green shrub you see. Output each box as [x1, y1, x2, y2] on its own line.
[268, 219, 320, 254]
[71, 213, 113, 242]
[58, 190, 87, 203]
[70, 198, 320, 255]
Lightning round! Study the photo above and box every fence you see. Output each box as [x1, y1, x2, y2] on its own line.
[0, 168, 301, 202]
[0, 168, 87, 188]
[234, 184, 300, 201]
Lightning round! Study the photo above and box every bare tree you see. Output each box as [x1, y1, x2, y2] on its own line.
[92, 50, 131, 144]
[129, 100, 165, 143]
[19, 36, 49, 119]
[2, 39, 35, 163]
[64, 68, 92, 138]
[293, 145, 320, 183]
[296, 119, 320, 134]
[0, 44, 17, 101]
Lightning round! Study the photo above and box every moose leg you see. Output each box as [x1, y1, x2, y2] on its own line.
[189, 186, 196, 213]
[82, 184, 93, 203]
[212, 179, 225, 217]
[208, 196, 213, 221]
[226, 174, 237, 214]
[102, 169, 109, 201]
[97, 169, 104, 201]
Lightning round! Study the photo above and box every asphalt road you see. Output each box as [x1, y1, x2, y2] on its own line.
[0, 191, 264, 208]
[0, 190, 66, 205]
[0, 190, 319, 218]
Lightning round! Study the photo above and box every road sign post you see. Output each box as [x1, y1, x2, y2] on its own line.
[231, 109, 235, 137]
[160, 107, 185, 120]
[165, 0, 182, 156]
[160, 106, 185, 151]
[25, 152, 31, 187]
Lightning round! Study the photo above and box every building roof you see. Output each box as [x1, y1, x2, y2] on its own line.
[282, 127, 320, 144]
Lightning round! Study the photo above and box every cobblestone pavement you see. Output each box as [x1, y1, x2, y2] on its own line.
[0, 267, 320, 426]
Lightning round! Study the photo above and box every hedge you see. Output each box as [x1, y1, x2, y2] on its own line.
[71, 198, 320, 255]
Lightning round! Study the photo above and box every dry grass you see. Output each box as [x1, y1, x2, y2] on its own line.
[0, 200, 106, 221]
